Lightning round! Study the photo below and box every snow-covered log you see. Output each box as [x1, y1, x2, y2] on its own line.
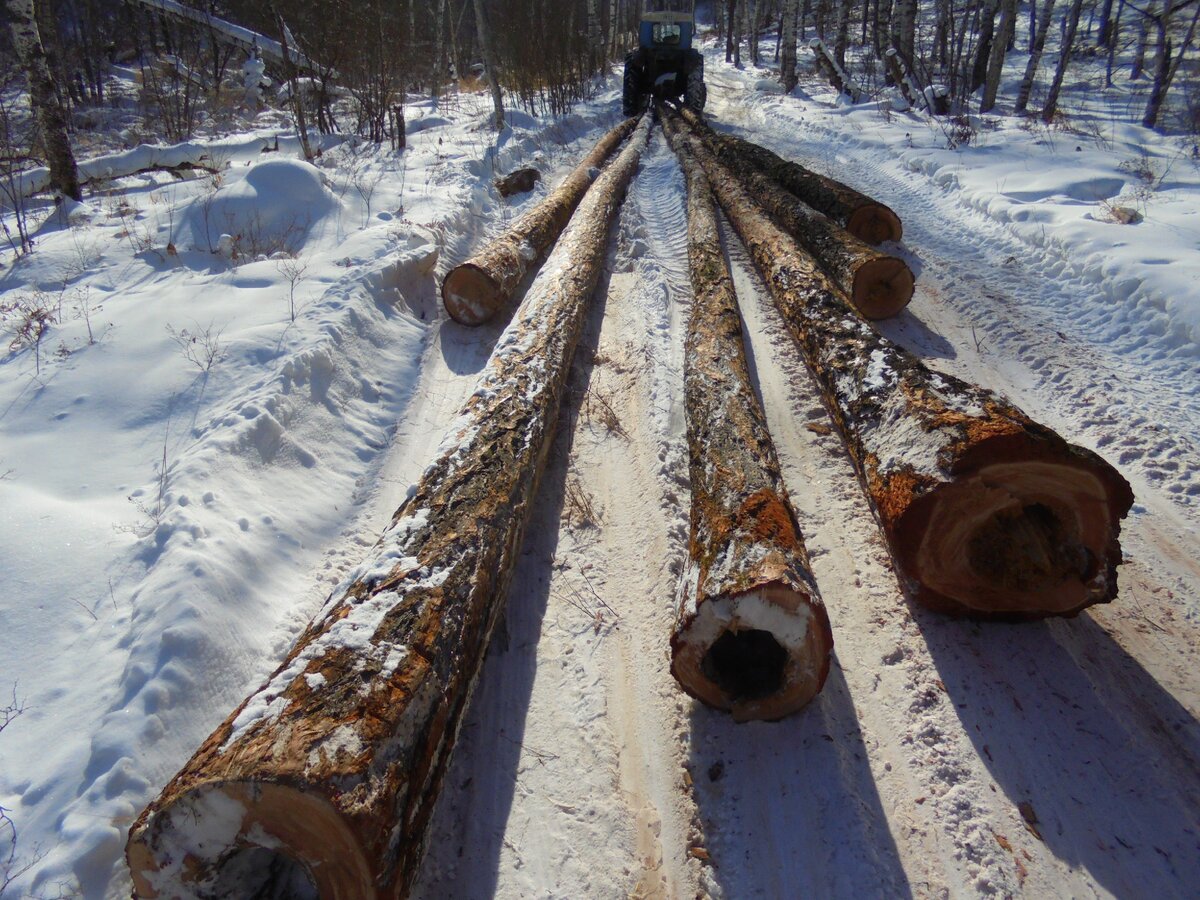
[441, 116, 638, 325]
[678, 105, 902, 245]
[674, 109, 912, 320]
[809, 39, 862, 102]
[125, 112, 653, 900]
[665, 114, 833, 722]
[667, 110, 1134, 619]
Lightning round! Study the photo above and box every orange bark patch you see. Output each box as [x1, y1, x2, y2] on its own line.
[739, 489, 801, 549]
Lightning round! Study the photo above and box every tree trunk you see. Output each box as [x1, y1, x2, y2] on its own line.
[661, 112, 834, 723]
[678, 107, 902, 245]
[749, 0, 760, 63]
[726, 0, 739, 62]
[1142, 3, 1200, 129]
[675, 110, 913, 319]
[125, 114, 653, 900]
[6, 0, 81, 200]
[472, 0, 505, 130]
[885, 47, 923, 110]
[834, 0, 851, 67]
[665, 108, 1133, 619]
[442, 116, 638, 324]
[780, 0, 799, 90]
[972, 0, 1001, 92]
[1096, 0, 1117, 46]
[981, 0, 1018, 111]
[1041, 0, 1085, 122]
[1016, 0, 1057, 113]
[272, 6, 314, 162]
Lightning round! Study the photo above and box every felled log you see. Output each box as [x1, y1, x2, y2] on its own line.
[126, 112, 653, 900]
[494, 166, 540, 197]
[678, 105, 902, 246]
[665, 113, 833, 722]
[441, 116, 637, 325]
[666, 108, 1133, 619]
[674, 111, 913, 320]
[884, 49, 923, 111]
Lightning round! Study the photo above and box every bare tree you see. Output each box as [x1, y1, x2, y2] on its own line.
[5, 0, 81, 200]
[473, 0, 505, 129]
[981, 0, 1018, 111]
[780, 0, 800, 89]
[1015, 0, 1058, 112]
[1140, 0, 1200, 127]
[1041, 0, 1085, 122]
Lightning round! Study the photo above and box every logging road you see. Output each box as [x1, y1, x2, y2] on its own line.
[406, 59, 1200, 899]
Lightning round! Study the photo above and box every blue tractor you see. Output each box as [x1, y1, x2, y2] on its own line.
[623, 0, 706, 116]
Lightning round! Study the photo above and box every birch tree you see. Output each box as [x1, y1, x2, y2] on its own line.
[473, 0, 505, 129]
[981, 0, 1018, 111]
[5, 0, 80, 200]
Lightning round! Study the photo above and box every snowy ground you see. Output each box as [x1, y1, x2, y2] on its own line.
[3, 38, 1199, 900]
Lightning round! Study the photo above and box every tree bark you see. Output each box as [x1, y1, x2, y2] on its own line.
[664, 107, 1133, 619]
[780, 0, 800, 91]
[810, 37, 861, 100]
[981, 0, 1018, 111]
[125, 114, 653, 900]
[678, 105, 902, 245]
[442, 116, 637, 325]
[661, 111, 833, 723]
[726, 0, 739, 62]
[972, 0, 1001, 92]
[1015, 0, 1058, 114]
[6, 0, 81, 200]
[1042, 0, 1085, 121]
[472, 0, 505, 130]
[675, 109, 912, 319]
[1142, 2, 1199, 128]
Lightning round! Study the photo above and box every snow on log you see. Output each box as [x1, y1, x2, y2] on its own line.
[125, 112, 653, 899]
[664, 109, 1133, 619]
[441, 116, 638, 325]
[665, 114, 833, 722]
[677, 105, 902, 245]
[674, 109, 912, 320]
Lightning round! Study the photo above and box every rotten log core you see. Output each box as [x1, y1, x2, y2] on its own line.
[673, 108, 913, 320]
[441, 116, 637, 325]
[126, 113, 653, 900]
[664, 109, 832, 721]
[678, 105, 902, 245]
[663, 106, 1133, 619]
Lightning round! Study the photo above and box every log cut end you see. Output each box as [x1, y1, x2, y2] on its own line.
[672, 583, 833, 722]
[441, 262, 505, 325]
[851, 256, 915, 319]
[897, 453, 1134, 618]
[846, 204, 903, 245]
[126, 781, 375, 900]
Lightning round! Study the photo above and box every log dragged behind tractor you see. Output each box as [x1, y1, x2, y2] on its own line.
[126, 112, 653, 900]
[664, 109, 833, 722]
[678, 106, 903, 246]
[673, 107, 913, 320]
[441, 115, 637, 325]
[663, 107, 1133, 619]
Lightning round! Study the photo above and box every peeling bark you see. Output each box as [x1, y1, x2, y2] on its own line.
[126, 114, 654, 900]
[663, 107, 1133, 620]
[663, 112, 833, 723]
[675, 109, 913, 320]
[441, 116, 637, 325]
[678, 105, 902, 245]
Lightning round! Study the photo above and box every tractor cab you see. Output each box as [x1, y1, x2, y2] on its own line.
[623, 0, 706, 116]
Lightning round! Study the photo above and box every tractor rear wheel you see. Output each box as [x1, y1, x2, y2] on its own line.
[623, 58, 645, 117]
[686, 58, 707, 112]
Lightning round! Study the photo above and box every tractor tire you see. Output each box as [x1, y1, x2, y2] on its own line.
[623, 58, 645, 117]
[685, 58, 707, 112]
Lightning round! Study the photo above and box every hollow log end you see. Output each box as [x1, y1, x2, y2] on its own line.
[846, 205, 903, 245]
[672, 583, 833, 722]
[441, 263, 504, 326]
[851, 256, 916, 320]
[126, 781, 375, 900]
[894, 439, 1134, 619]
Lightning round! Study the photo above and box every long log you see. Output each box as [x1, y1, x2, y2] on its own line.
[677, 105, 903, 246]
[666, 113, 833, 722]
[441, 115, 638, 325]
[126, 112, 653, 900]
[663, 108, 1133, 619]
[674, 110, 913, 320]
